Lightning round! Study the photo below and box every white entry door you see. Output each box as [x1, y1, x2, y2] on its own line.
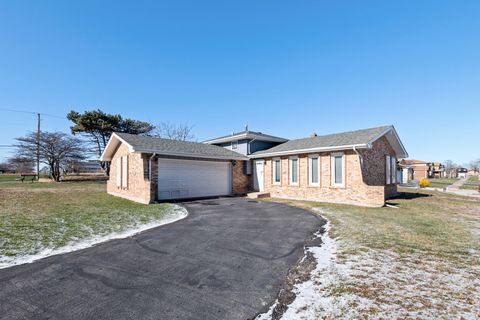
[158, 158, 231, 200]
[254, 160, 265, 192]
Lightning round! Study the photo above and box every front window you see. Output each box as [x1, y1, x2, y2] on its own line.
[289, 157, 298, 185]
[386, 155, 391, 185]
[273, 159, 281, 184]
[231, 140, 238, 150]
[309, 155, 319, 186]
[331, 153, 344, 186]
[391, 156, 396, 184]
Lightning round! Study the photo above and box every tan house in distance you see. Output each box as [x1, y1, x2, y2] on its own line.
[399, 159, 445, 181]
[100, 125, 408, 207]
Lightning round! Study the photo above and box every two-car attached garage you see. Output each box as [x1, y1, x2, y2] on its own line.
[101, 132, 248, 204]
[157, 158, 232, 200]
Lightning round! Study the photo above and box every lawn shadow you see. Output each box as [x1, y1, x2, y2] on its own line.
[386, 192, 432, 207]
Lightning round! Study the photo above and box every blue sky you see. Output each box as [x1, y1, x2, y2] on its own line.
[0, 1, 479, 165]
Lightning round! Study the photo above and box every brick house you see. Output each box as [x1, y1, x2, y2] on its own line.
[100, 125, 408, 207]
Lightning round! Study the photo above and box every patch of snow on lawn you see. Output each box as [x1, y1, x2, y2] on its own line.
[258, 207, 480, 320]
[0, 204, 188, 269]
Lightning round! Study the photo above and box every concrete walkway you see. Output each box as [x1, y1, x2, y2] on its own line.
[445, 178, 480, 198]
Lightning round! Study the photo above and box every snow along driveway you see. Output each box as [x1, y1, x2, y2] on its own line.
[0, 204, 188, 269]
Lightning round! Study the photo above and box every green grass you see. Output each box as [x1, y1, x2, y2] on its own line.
[268, 189, 480, 265]
[460, 175, 480, 190]
[0, 181, 174, 258]
[426, 177, 459, 188]
[0, 174, 21, 182]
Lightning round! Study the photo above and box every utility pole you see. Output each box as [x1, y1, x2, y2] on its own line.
[37, 113, 40, 180]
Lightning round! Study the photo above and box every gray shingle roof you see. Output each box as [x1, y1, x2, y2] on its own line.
[251, 126, 393, 156]
[116, 133, 248, 160]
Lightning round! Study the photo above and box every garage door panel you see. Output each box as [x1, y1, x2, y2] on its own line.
[158, 158, 231, 200]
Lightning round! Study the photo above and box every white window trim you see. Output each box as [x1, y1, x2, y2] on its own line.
[331, 152, 345, 188]
[272, 157, 281, 185]
[386, 155, 391, 185]
[289, 156, 299, 186]
[308, 154, 320, 186]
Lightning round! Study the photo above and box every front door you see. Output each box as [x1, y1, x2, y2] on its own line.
[254, 160, 264, 192]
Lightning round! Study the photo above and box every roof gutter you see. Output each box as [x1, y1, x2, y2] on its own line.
[249, 143, 369, 159]
[132, 149, 248, 161]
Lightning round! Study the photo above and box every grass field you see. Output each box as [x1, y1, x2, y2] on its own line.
[426, 177, 459, 188]
[0, 174, 20, 182]
[460, 175, 480, 191]
[270, 189, 480, 318]
[0, 181, 176, 264]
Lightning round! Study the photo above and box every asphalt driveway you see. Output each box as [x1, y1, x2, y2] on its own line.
[0, 197, 325, 320]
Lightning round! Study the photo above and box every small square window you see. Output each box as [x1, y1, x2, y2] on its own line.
[232, 140, 238, 149]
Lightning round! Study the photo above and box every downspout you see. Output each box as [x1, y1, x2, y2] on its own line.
[353, 146, 363, 167]
[248, 136, 257, 155]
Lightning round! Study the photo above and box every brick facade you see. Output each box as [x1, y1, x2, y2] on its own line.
[107, 143, 154, 204]
[107, 136, 398, 207]
[262, 136, 398, 207]
[232, 160, 251, 194]
[108, 148, 252, 202]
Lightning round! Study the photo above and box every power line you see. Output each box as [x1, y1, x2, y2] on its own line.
[0, 107, 67, 119]
[0, 107, 37, 115]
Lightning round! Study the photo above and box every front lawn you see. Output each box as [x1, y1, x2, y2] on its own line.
[460, 175, 480, 190]
[0, 181, 182, 266]
[268, 189, 480, 318]
[426, 177, 459, 188]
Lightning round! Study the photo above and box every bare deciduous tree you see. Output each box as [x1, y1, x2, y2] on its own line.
[154, 122, 196, 141]
[14, 131, 87, 181]
[443, 159, 459, 178]
[7, 156, 35, 173]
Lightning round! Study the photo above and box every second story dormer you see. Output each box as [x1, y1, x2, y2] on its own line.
[203, 127, 288, 156]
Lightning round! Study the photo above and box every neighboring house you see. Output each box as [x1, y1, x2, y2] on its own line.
[467, 169, 479, 177]
[457, 168, 468, 179]
[397, 162, 414, 184]
[100, 125, 408, 207]
[429, 162, 445, 178]
[400, 159, 429, 180]
[399, 160, 444, 180]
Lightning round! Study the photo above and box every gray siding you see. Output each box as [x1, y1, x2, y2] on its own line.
[249, 141, 279, 154]
[218, 139, 249, 155]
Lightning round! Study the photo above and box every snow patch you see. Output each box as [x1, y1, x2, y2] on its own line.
[257, 208, 337, 320]
[0, 204, 188, 269]
[256, 207, 480, 319]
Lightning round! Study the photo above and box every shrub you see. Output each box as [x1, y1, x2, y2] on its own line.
[419, 178, 430, 188]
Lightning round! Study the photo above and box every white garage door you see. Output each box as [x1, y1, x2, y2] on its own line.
[158, 158, 232, 200]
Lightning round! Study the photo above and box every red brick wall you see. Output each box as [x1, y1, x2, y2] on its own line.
[232, 160, 251, 194]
